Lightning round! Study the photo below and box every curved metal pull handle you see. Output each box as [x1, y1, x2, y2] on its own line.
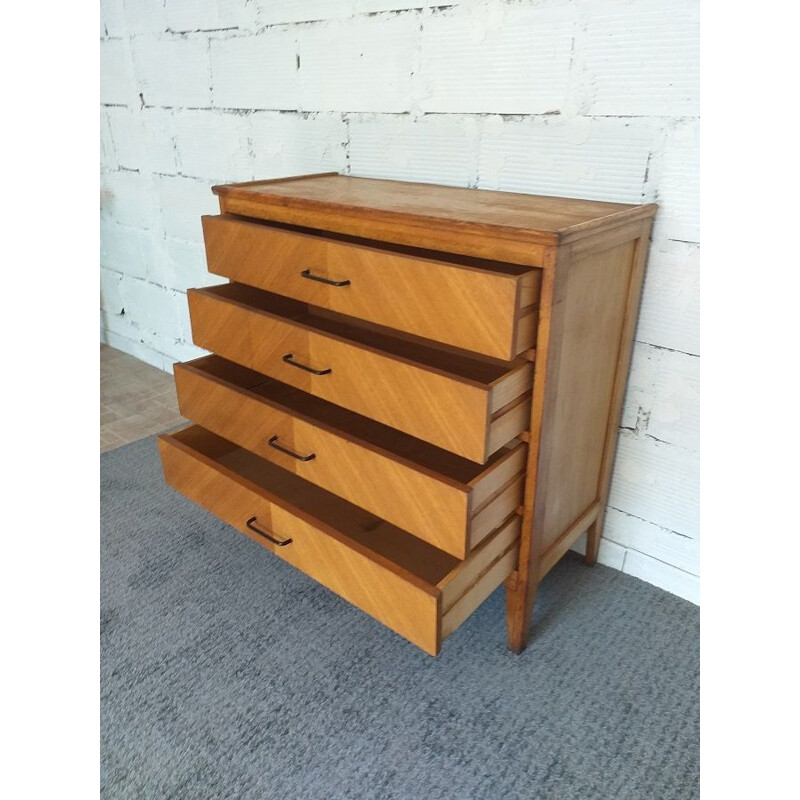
[300, 268, 351, 287]
[268, 435, 316, 462]
[282, 353, 332, 376]
[246, 516, 292, 547]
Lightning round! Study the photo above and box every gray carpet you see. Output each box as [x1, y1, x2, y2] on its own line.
[101, 436, 699, 800]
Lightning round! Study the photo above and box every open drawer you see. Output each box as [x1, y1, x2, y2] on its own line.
[158, 425, 520, 655]
[202, 214, 540, 361]
[174, 355, 527, 559]
[187, 283, 534, 463]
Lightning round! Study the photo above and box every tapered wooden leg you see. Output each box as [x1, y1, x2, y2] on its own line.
[504, 572, 539, 654]
[585, 516, 604, 566]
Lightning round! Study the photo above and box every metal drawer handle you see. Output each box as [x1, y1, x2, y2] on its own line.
[268, 435, 316, 462]
[282, 353, 332, 375]
[246, 516, 292, 547]
[301, 268, 351, 287]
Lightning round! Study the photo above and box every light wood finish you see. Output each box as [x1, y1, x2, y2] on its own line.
[158, 173, 657, 656]
[439, 514, 520, 617]
[214, 174, 657, 267]
[585, 221, 654, 566]
[539, 241, 636, 551]
[187, 283, 533, 463]
[539, 502, 601, 577]
[174, 355, 526, 558]
[505, 219, 655, 653]
[503, 248, 563, 654]
[442, 547, 518, 639]
[202, 215, 541, 360]
[159, 426, 520, 656]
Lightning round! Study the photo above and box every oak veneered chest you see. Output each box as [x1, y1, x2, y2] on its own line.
[159, 173, 656, 656]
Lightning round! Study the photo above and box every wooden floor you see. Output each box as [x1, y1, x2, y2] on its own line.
[101, 345, 185, 453]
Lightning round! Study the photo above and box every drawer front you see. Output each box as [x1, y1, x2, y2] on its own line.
[188, 289, 493, 462]
[202, 215, 539, 361]
[269, 508, 440, 653]
[158, 426, 521, 655]
[175, 359, 528, 558]
[158, 428, 441, 653]
[175, 362, 467, 556]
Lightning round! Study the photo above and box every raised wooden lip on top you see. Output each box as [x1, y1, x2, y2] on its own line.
[211, 172, 658, 267]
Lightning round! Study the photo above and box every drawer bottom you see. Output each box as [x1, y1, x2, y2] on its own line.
[158, 425, 520, 655]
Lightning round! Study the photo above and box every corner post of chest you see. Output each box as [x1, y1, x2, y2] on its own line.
[505, 245, 569, 654]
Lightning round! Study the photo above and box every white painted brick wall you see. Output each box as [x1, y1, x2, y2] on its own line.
[139, 108, 181, 174]
[100, 110, 117, 169]
[636, 239, 700, 355]
[146, 237, 220, 292]
[100, 219, 155, 280]
[609, 433, 699, 539]
[255, 1, 358, 26]
[211, 30, 299, 110]
[131, 35, 212, 107]
[154, 174, 219, 241]
[296, 16, 418, 112]
[100, 170, 160, 230]
[249, 112, 348, 177]
[478, 115, 657, 202]
[419, 5, 574, 115]
[581, 0, 700, 117]
[100, 0, 125, 38]
[122, 0, 167, 36]
[103, 106, 146, 169]
[100, 39, 136, 105]
[173, 109, 253, 181]
[253, 2, 447, 26]
[652, 118, 701, 243]
[100, 0, 700, 602]
[349, 114, 481, 186]
[623, 346, 699, 451]
[165, 0, 257, 33]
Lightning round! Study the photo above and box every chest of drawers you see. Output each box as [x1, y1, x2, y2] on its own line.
[158, 173, 656, 656]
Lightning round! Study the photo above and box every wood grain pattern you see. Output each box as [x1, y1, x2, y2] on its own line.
[270, 507, 441, 655]
[442, 547, 518, 640]
[174, 356, 527, 557]
[585, 220, 654, 566]
[158, 425, 277, 552]
[187, 284, 533, 463]
[202, 214, 540, 360]
[439, 514, 521, 609]
[487, 394, 533, 454]
[213, 174, 657, 266]
[504, 247, 565, 654]
[159, 425, 522, 655]
[160, 173, 659, 656]
[468, 441, 527, 509]
[540, 502, 601, 577]
[539, 240, 636, 551]
[469, 474, 525, 549]
[159, 427, 442, 653]
[505, 220, 654, 653]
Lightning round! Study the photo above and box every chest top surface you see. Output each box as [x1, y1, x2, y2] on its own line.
[213, 173, 657, 248]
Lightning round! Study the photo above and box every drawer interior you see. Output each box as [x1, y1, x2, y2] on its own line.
[198, 282, 528, 384]
[163, 425, 521, 653]
[224, 215, 537, 277]
[184, 354, 524, 487]
[169, 425, 459, 585]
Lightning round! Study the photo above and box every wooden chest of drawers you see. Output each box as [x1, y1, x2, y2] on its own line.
[158, 173, 656, 656]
